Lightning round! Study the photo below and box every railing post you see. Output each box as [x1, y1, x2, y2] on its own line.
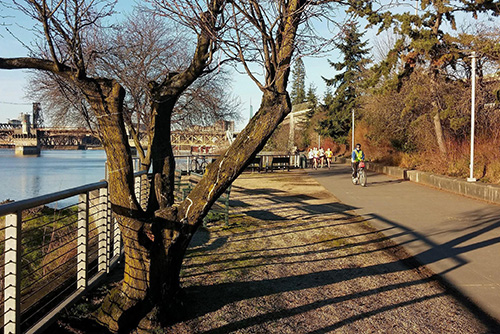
[140, 173, 148, 210]
[105, 187, 112, 272]
[134, 174, 140, 205]
[77, 193, 89, 290]
[109, 181, 121, 261]
[98, 188, 109, 273]
[112, 213, 121, 260]
[4, 212, 21, 334]
[224, 186, 231, 227]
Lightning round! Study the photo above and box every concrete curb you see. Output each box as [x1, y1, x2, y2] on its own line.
[366, 162, 407, 180]
[366, 162, 500, 205]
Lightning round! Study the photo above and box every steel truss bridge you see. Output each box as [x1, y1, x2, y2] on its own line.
[0, 124, 234, 151]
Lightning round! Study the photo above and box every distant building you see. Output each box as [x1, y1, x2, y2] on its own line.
[8, 113, 32, 135]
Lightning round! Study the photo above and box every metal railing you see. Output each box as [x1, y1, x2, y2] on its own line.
[173, 154, 301, 174]
[0, 171, 148, 334]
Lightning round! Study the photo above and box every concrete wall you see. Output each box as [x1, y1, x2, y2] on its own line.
[366, 162, 407, 180]
[366, 162, 500, 205]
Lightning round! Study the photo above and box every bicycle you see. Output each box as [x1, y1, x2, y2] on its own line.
[352, 161, 367, 187]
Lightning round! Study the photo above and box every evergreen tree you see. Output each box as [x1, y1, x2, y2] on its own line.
[323, 86, 334, 106]
[306, 83, 318, 108]
[321, 22, 371, 143]
[291, 58, 306, 105]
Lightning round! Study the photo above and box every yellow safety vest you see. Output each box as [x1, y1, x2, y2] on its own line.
[354, 150, 364, 162]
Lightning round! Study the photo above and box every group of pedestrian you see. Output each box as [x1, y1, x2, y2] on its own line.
[307, 147, 333, 169]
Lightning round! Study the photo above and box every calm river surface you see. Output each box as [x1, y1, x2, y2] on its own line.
[0, 149, 107, 202]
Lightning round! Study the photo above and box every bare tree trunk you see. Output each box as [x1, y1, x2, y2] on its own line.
[146, 96, 177, 212]
[430, 76, 447, 155]
[77, 79, 154, 332]
[433, 109, 447, 155]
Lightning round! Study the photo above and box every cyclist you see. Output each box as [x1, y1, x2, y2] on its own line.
[351, 143, 365, 180]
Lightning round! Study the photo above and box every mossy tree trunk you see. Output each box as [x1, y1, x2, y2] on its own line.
[146, 93, 177, 212]
[77, 79, 154, 332]
[93, 88, 293, 332]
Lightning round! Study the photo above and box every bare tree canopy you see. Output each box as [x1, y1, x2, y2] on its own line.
[24, 7, 241, 160]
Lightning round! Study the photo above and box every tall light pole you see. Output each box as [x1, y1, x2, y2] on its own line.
[468, 51, 477, 182]
[351, 108, 355, 152]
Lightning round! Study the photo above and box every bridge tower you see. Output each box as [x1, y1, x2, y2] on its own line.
[32, 102, 43, 128]
[14, 112, 40, 156]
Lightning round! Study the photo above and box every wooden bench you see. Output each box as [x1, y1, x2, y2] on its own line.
[247, 156, 263, 173]
[268, 156, 291, 172]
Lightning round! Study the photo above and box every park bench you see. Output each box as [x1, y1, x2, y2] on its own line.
[267, 156, 291, 172]
[247, 156, 263, 173]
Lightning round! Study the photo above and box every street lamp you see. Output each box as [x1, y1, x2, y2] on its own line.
[467, 51, 477, 182]
[351, 108, 355, 152]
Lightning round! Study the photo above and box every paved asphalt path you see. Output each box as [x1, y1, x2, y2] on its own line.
[309, 163, 500, 322]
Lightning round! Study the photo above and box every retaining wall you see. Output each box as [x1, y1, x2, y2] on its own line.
[366, 162, 500, 205]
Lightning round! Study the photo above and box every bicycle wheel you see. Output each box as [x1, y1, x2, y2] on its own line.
[359, 169, 367, 187]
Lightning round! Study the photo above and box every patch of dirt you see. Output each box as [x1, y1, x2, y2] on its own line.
[48, 170, 500, 333]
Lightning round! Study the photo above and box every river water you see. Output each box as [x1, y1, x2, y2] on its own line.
[0, 149, 107, 202]
[0, 149, 211, 206]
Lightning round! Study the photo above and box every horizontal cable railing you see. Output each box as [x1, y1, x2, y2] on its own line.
[0, 171, 148, 334]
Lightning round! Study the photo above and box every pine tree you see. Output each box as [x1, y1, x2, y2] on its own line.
[306, 83, 318, 108]
[321, 22, 371, 143]
[291, 58, 306, 105]
[323, 86, 334, 106]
